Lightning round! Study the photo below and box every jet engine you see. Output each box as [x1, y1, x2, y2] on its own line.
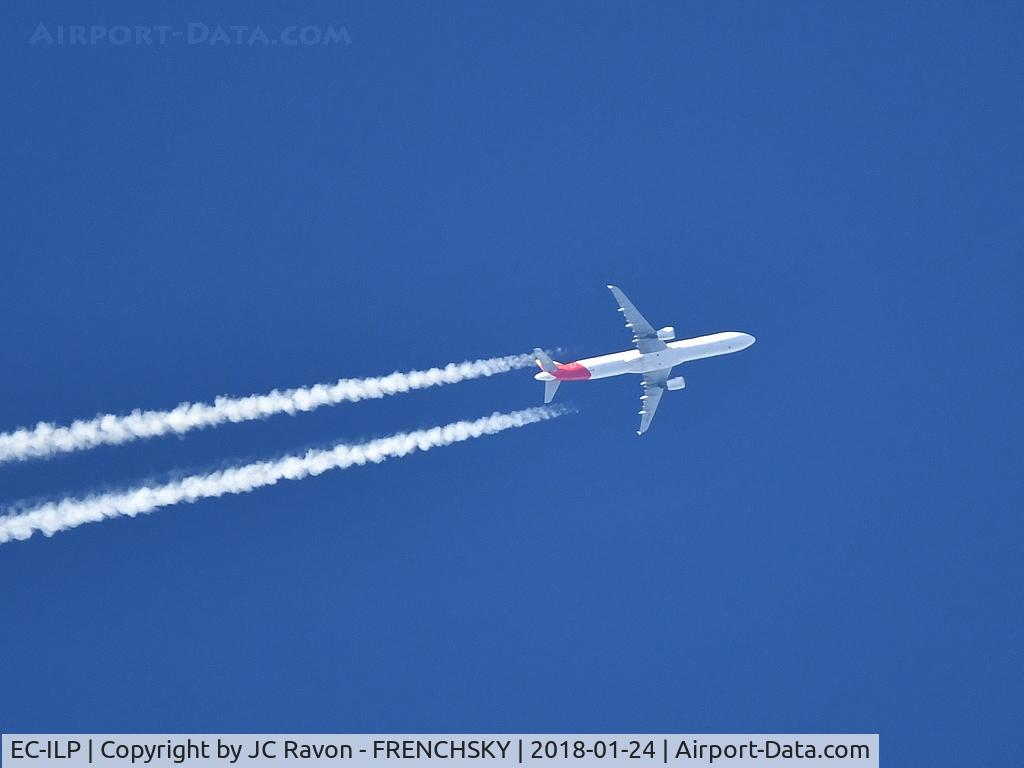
[657, 326, 676, 341]
[666, 376, 686, 391]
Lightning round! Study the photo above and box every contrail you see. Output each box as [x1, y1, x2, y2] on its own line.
[0, 406, 565, 544]
[0, 353, 534, 465]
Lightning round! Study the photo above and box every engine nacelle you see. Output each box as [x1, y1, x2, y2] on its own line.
[657, 326, 676, 341]
[666, 376, 686, 391]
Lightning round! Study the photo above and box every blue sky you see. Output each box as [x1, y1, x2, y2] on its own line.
[1, 2, 1021, 765]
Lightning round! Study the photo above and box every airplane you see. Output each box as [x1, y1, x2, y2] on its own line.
[534, 285, 755, 435]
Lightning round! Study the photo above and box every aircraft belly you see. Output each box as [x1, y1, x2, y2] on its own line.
[586, 359, 632, 379]
[633, 349, 687, 373]
[575, 336, 746, 379]
[579, 351, 635, 379]
[666, 333, 753, 361]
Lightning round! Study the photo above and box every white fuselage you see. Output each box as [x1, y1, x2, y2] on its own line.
[535, 331, 756, 382]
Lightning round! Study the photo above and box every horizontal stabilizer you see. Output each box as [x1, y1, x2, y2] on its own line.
[533, 347, 557, 373]
[544, 379, 561, 404]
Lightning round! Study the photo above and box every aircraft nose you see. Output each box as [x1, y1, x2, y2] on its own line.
[741, 333, 756, 348]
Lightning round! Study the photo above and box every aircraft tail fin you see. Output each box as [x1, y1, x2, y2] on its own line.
[533, 348, 557, 373]
[544, 379, 561, 404]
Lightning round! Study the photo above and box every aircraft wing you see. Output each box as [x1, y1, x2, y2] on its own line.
[607, 285, 667, 353]
[638, 367, 672, 435]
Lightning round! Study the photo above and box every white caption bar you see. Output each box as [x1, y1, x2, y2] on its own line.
[2, 735, 878, 768]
